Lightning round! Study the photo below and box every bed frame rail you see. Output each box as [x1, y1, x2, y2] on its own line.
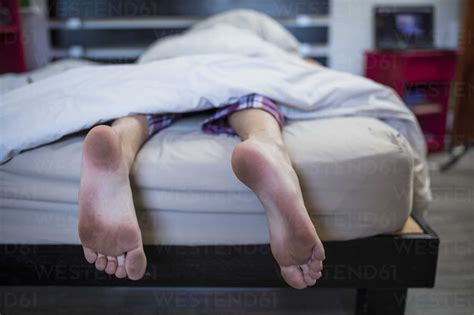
[1, 214, 439, 315]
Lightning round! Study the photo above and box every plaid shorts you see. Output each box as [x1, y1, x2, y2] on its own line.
[145, 94, 285, 138]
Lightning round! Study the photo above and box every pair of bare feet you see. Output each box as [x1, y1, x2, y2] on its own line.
[78, 121, 325, 288]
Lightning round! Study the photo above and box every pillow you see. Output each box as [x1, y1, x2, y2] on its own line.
[190, 9, 300, 53]
[138, 9, 300, 64]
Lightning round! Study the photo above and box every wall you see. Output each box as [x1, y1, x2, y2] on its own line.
[329, 0, 463, 75]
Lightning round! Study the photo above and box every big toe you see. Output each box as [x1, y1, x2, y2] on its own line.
[125, 247, 147, 280]
[281, 266, 307, 289]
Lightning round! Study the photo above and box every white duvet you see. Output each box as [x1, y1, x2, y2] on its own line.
[0, 22, 432, 210]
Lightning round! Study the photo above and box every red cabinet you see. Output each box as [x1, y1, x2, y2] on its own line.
[365, 50, 458, 152]
[0, 0, 26, 74]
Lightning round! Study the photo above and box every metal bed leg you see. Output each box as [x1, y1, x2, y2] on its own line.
[439, 144, 471, 172]
[356, 288, 407, 315]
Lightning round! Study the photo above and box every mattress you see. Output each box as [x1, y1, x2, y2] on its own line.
[0, 115, 414, 245]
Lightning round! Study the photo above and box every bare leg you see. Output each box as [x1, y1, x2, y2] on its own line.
[229, 109, 325, 289]
[78, 115, 148, 280]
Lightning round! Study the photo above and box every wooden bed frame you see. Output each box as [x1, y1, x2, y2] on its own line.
[1, 1, 439, 314]
[1, 213, 439, 315]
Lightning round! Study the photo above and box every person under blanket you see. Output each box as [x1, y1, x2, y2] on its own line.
[78, 10, 327, 289]
[79, 92, 325, 289]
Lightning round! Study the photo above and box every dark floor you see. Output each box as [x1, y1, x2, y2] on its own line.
[1, 151, 473, 315]
[404, 150, 474, 315]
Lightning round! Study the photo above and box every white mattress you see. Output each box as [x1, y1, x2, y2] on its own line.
[0, 116, 414, 245]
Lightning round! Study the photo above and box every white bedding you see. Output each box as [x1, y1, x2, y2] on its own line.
[0, 20, 431, 211]
[0, 115, 414, 244]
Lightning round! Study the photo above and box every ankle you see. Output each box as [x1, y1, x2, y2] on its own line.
[119, 145, 135, 172]
[247, 133, 284, 149]
[245, 136, 290, 166]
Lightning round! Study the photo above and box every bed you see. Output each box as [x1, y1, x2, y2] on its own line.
[0, 104, 438, 315]
[1, 112, 414, 243]
[0, 1, 439, 315]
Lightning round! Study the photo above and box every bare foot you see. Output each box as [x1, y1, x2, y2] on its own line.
[78, 125, 147, 280]
[231, 138, 325, 289]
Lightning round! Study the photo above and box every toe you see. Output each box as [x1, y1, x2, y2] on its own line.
[304, 273, 317, 286]
[308, 259, 323, 275]
[95, 253, 107, 271]
[311, 271, 322, 281]
[125, 247, 147, 280]
[115, 254, 127, 279]
[83, 247, 97, 264]
[311, 242, 325, 261]
[308, 268, 320, 279]
[281, 266, 307, 289]
[105, 256, 118, 275]
[300, 264, 317, 286]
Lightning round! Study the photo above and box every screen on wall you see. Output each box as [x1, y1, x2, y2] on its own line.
[375, 6, 434, 50]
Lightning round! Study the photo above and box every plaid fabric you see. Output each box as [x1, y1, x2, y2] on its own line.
[145, 94, 284, 138]
[145, 112, 182, 138]
[202, 94, 284, 135]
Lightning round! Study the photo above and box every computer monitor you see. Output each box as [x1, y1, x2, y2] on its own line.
[375, 6, 434, 50]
